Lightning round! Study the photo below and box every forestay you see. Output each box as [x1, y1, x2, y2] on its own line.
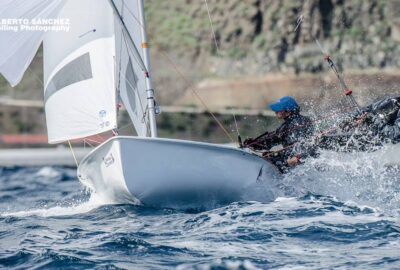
[112, 0, 149, 137]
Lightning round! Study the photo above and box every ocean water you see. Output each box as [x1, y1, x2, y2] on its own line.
[1, 146, 400, 269]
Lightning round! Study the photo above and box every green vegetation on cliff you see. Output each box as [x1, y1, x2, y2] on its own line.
[146, 0, 400, 74]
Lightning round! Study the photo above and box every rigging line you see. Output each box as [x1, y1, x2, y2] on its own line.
[118, 121, 134, 132]
[233, 113, 240, 136]
[314, 39, 361, 112]
[122, 1, 143, 31]
[118, 2, 234, 142]
[82, 139, 95, 148]
[84, 138, 101, 145]
[115, 0, 125, 121]
[28, 66, 45, 87]
[161, 51, 235, 142]
[203, 0, 241, 143]
[204, 0, 221, 55]
[109, 0, 147, 72]
[68, 140, 79, 167]
[95, 134, 107, 143]
[232, 112, 243, 147]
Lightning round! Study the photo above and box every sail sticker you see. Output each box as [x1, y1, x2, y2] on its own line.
[99, 110, 107, 118]
[99, 110, 110, 128]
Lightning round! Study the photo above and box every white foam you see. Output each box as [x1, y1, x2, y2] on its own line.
[35, 166, 60, 178]
[282, 144, 400, 215]
[1, 191, 114, 218]
[275, 197, 297, 202]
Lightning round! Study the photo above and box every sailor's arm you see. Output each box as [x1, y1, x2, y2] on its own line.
[286, 133, 317, 167]
[287, 146, 317, 167]
[257, 131, 281, 145]
[243, 131, 281, 150]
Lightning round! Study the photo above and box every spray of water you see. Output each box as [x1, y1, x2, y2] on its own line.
[282, 144, 400, 215]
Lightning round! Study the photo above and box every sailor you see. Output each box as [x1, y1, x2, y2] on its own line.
[243, 96, 315, 172]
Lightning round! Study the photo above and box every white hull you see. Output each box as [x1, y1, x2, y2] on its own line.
[77, 136, 281, 209]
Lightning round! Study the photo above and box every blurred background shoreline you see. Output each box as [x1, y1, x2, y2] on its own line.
[0, 0, 399, 148]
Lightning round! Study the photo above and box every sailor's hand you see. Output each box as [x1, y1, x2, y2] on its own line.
[356, 112, 369, 127]
[243, 138, 254, 146]
[287, 156, 300, 167]
[262, 151, 271, 158]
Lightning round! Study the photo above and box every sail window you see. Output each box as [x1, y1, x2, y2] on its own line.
[125, 58, 138, 115]
[45, 53, 93, 102]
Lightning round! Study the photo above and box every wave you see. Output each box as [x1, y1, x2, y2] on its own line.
[1, 144, 400, 218]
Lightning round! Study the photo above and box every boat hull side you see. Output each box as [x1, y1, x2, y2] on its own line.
[78, 136, 281, 208]
[77, 138, 138, 204]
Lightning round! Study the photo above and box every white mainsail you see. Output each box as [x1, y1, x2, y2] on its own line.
[0, 0, 152, 142]
[112, 0, 149, 137]
[43, 0, 117, 143]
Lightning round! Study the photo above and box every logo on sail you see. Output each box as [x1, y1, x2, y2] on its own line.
[99, 110, 110, 129]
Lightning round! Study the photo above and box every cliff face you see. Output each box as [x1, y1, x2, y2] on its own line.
[1, 0, 399, 104]
[147, 0, 400, 75]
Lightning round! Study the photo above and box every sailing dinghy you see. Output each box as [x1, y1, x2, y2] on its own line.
[0, 0, 280, 208]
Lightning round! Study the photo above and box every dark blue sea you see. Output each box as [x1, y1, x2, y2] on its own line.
[1, 146, 400, 269]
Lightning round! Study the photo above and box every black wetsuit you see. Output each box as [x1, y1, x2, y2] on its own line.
[248, 113, 315, 172]
[363, 96, 400, 142]
[320, 96, 400, 151]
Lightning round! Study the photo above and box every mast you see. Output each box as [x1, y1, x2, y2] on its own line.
[137, 0, 158, 137]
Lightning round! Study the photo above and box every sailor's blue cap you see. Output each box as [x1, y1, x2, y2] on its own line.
[270, 96, 299, 112]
